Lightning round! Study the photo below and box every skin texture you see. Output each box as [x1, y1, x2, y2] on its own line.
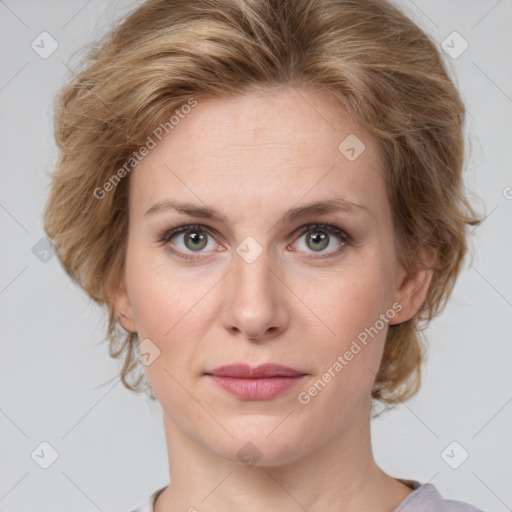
[113, 86, 433, 511]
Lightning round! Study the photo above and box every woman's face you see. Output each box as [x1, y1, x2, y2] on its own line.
[114, 86, 427, 466]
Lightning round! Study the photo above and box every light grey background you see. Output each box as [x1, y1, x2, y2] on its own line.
[0, 0, 511, 511]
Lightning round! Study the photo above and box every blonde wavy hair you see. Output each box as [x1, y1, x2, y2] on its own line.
[44, 0, 480, 409]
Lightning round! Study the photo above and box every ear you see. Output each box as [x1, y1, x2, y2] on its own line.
[108, 276, 137, 333]
[389, 245, 436, 325]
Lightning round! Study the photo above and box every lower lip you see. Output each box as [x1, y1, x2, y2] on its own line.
[208, 375, 306, 400]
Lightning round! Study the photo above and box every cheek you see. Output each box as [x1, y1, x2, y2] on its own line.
[304, 263, 392, 342]
[296, 275, 391, 421]
[125, 243, 205, 337]
[124, 245, 221, 381]
[296, 257, 394, 400]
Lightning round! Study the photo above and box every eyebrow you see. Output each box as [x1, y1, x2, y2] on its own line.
[144, 198, 370, 225]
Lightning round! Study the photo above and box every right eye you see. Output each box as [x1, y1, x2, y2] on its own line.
[158, 223, 223, 261]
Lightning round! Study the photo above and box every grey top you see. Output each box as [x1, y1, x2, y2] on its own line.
[128, 478, 485, 511]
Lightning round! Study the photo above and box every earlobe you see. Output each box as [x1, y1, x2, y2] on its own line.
[389, 246, 436, 325]
[109, 278, 137, 333]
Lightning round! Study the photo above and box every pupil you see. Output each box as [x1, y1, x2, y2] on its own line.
[307, 231, 328, 251]
[185, 231, 207, 251]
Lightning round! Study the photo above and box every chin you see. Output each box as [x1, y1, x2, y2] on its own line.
[203, 417, 311, 468]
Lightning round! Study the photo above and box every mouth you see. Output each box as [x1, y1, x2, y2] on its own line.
[205, 363, 307, 400]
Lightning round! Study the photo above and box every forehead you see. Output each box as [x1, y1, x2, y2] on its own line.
[129, 86, 386, 219]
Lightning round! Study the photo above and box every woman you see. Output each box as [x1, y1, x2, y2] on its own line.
[44, 0, 484, 510]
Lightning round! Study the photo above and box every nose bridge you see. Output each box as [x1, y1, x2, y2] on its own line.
[234, 244, 273, 302]
[221, 239, 288, 340]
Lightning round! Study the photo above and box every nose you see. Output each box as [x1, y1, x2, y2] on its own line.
[220, 244, 290, 342]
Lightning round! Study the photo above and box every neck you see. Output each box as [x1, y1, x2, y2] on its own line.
[154, 400, 413, 512]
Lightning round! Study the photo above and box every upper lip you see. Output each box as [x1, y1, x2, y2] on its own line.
[206, 363, 306, 378]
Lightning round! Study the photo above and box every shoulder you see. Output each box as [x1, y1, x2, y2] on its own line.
[395, 480, 486, 512]
[127, 482, 485, 512]
[126, 486, 166, 512]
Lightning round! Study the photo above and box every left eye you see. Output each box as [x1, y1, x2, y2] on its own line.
[292, 224, 348, 256]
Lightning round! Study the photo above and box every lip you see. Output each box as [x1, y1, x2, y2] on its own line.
[208, 363, 305, 378]
[205, 363, 307, 400]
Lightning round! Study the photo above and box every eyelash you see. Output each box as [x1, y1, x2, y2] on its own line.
[156, 223, 351, 262]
